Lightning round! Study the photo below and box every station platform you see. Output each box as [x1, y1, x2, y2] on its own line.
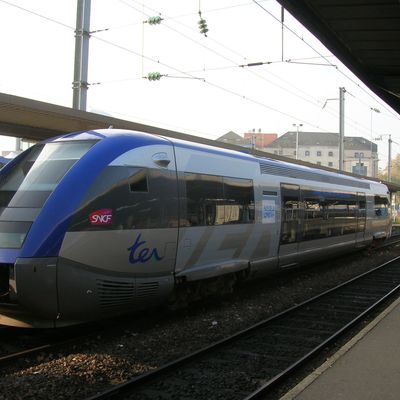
[280, 296, 400, 400]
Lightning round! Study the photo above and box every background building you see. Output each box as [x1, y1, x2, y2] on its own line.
[217, 131, 249, 147]
[264, 131, 378, 177]
[243, 129, 278, 150]
[217, 130, 277, 150]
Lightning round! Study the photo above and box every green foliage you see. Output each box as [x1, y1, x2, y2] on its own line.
[378, 153, 400, 184]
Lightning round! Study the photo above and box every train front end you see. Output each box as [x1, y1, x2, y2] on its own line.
[0, 130, 178, 327]
[0, 134, 100, 327]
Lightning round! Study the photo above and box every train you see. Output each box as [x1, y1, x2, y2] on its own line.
[0, 129, 392, 327]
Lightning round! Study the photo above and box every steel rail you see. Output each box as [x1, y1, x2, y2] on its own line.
[84, 255, 400, 400]
[244, 273, 400, 399]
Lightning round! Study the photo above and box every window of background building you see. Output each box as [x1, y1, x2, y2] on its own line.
[317, 151, 322, 156]
[328, 151, 333, 157]
[328, 162, 333, 167]
[305, 150, 310, 156]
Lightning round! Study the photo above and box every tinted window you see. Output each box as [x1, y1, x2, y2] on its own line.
[130, 171, 148, 192]
[358, 193, 366, 232]
[70, 166, 178, 230]
[0, 141, 96, 208]
[0, 221, 31, 249]
[185, 173, 224, 226]
[280, 184, 301, 244]
[223, 177, 254, 224]
[374, 195, 389, 217]
[302, 190, 357, 240]
[184, 173, 254, 226]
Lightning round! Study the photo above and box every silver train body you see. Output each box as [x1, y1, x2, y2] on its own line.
[0, 129, 392, 327]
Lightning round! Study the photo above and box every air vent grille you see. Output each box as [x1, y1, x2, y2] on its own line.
[96, 279, 159, 309]
[137, 282, 159, 298]
[259, 162, 370, 189]
[97, 279, 134, 308]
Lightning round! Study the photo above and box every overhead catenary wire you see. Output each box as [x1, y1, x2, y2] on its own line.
[0, 0, 368, 134]
[249, 2, 400, 129]
[1, 0, 376, 138]
[1, 0, 398, 140]
[109, 0, 343, 118]
[90, 34, 329, 132]
[0, 0, 74, 30]
[117, 0, 386, 136]
[252, 0, 400, 122]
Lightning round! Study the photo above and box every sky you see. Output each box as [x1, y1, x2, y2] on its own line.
[1, 0, 399, 171]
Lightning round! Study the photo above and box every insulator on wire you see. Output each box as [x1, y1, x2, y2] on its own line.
[198, 18, 208, 36]
[147, 16, 162, 25]
[147, 72, 162, 81]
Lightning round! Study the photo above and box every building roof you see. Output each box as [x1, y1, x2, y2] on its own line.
[216, 131, 248, 146]
[267, 131, 378, 152]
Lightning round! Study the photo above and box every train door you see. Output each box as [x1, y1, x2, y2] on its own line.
[279, 183, 302, 267]
[356, 192, 366, 245]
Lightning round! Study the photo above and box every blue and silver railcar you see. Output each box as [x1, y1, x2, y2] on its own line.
[0, 129, 391, 327]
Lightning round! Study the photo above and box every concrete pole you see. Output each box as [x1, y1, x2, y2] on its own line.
[339, 87, 346, 171]
[73, 0, 91, 110]
[388, 134, 392, 182]
[15, 138, 22, 152]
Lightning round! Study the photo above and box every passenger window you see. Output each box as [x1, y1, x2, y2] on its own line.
[302, 190, 357, 240]
[184, 173, 254, 226]
[223, 177, 255, 224]
[185, 173, 224, 226]
[374, 196, 389, 217]
[280, 184, 301, 244]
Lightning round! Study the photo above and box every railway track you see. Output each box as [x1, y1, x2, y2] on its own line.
[84, 255, 400, 400]
[0, 326, 99, 367]
[0, 309, 169, 369]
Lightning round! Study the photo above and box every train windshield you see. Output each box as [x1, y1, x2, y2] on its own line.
[0, 141, 96, 248]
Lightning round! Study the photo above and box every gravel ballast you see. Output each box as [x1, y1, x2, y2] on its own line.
[0, 244, 399, 400]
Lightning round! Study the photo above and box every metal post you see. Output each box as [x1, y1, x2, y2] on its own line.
[281, 6, 284, 62]
[73, 0, 91, 110]
[388, 134, 392, 182]
[339, 87, 346, 171]
[293, 123, 302, 160]
[370, 107, 380, 177]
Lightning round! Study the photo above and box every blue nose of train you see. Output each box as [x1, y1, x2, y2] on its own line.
[0, 130, 170, 327]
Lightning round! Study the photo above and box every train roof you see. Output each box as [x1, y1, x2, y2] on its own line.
[47, 129, 390, 194]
